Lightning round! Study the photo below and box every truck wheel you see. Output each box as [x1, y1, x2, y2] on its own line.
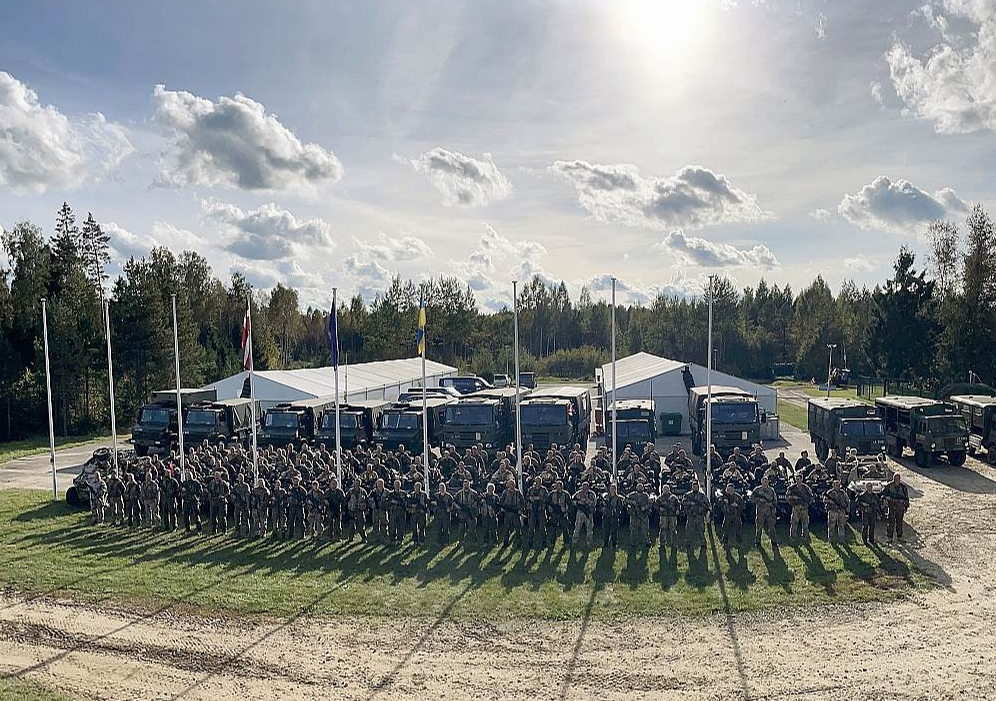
[987, 446, 996, 465]
[948, 451, 966, 467]
[914, 446, 929, 468]
[66, 486, 79, 506]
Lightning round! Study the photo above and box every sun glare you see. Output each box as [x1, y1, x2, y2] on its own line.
[613, 0, 712, 63]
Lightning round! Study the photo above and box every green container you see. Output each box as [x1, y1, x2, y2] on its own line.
[660, 412, 683, 436]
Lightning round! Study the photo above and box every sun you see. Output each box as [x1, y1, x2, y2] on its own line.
[612, 0, 713, 63]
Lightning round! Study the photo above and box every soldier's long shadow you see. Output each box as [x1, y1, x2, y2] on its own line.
[758, 541, 794, 592]
[796, 542, 837, 595]
[621, 544, 650, 589]
[724, 545, 755, 590]
[558, 548, 590, 590]
[654, 547, 680, 590]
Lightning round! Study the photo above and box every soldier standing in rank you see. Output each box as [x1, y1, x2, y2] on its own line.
[305, 480, 327, 538]
[548, 480, 572, 548]
[346, 479, 369, 542]
[232, 473, 252, 537]
[208, 471, 230, 535]
[682, 482, 711, 556]
[250, 477, 270, 537]
[141, 471, 161, 529]
[571, 481, 597, 549]
[386, 479, 409, 544]
[106, 470, 126, 526]
[181, 471, 203, 534]
[270, 479, 288, 537]
[369, 478, 389, 542]
[161, 468, 180, 531]
[432, 483, 454, 545]
[499, 480, 525, 546]
[750, 476, 778, 549]
[718, 483, 744, 549]
[526, 477, 549, 549]
[626, 482, 653, 549]
[856, 482, 880, 545]
[823, 479, 851, 544]
[786, 473, 814, 544]
[656, 484, 680, 551]
[124, 473, 141, 529]
[480, 482, 500, 545]
[408, 481, 430, 544]
[454, 479, 481, 545]
[325, 477, 345, 540]
[882, 473, 910, 543]
[88, 470, 107, 525]
[286, 476, 307, 539]
[601, 482, 625, 549]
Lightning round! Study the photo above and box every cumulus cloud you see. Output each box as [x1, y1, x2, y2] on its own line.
[454, 224, 547, 294]
[357, 232, 433, 261]
[656, 230, 779, 269]
[343, 255, 393, 299]
[837, 176, 968, 232]
[104, 221, 204, 261]
[810, 208, 832, 223]
[153, 84, 342, 191]
[885, 0, 996, 134]
[201, 198, 334, 260]
[399, 147, 512, 207]
[844, 257, 876, 273]
[0, 71, 132, 193]
[814, 13, 828, 40]
[550, 160, 768, 230]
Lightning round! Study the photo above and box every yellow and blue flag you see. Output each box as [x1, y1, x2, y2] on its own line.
[416, 298, 426, 355]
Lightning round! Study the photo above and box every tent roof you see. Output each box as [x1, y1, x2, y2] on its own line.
[207, 357, 457, 398]
[600, 352, 687, 392]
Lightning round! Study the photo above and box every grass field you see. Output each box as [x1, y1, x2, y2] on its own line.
[0, 679, 77, 701]
[775, 401, 809, 430]
[0, 490, 929, 622]
[0, 434, 126, 466]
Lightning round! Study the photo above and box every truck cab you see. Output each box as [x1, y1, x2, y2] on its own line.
[183, 398, 256, 447]
[260, 397, 335, 447]
[130, 388, 217, 456]
[688, 385, 763, 457]
[519, 386, 591, 451]
[807, 397, 885, 460]
[875, 396, 969, 467]
[373, 397, 453, 453]
[604, 399, 657, 448]
[950, 395, 996, 465]
[314, 399, 389, 450]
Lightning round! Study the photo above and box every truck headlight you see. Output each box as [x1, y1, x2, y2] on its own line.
[931, 442, 936, 449]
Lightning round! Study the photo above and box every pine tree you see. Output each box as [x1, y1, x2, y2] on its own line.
[50, 202, 81, 297]
[80, 213, 111, 299]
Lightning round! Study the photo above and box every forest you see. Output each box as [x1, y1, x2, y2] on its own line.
[1, 202, 994, 440]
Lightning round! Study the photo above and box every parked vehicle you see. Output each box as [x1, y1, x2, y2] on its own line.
[874, 395, 969, 467]
[442, 387, 521, 450]
[950, 394, 996, 464]
[398, 386, 461, 401]
[130, 388, 217, 456]
[314, 399, 390, 450]
[518, 372, 536, 389]
[440, 376, 494, 395]
[520, 385, 591, 450]
[183, 398, 257, 446]
[687, 385, 764, 457]
[604, 399, 657, 447]
[807, 397, 885, 460]
[259, 397, 336, 447]
[373, 397, 454, 452]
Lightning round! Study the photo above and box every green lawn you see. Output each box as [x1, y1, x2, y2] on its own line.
[0, 679, 78, 701]
[0, 434, 127, 466]
[776, 401, 809, 431]
[0, 490, 929, 622]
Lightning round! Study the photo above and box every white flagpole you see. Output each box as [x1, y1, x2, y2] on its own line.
[513, 280, 522, 493]
[344, 351, 349, 398]
[333, 289, 342, 486]
[246, 295, 259, 483]
[172, 294, 186, 481]
[611, 277, 617, 485]
[421, 339, 429, 494]
[41, 298, 58, 499]
[104, 299, 119, 475]
[706, 275, 714, 503]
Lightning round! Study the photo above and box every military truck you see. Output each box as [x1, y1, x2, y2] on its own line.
[440, 375, 493, 395]
[314, 399, 390, 450]
[687, 385, 764, 457]
[182, 397, 257, 447]
[373, 397, 454, 452]
[807, 397, 885, 460]
[520, 385, 592, 451]
[442, 387, 521, 450]
[950, 395, 996, 465]
[874, 396, 969, 467]
[259, 397, 336, 447]
[130, 388, 217, 456]
[603, 399, 657, 448]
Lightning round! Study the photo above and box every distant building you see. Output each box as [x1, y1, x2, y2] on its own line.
[207, 357, 458, 411]
[596, 351, 777, 434]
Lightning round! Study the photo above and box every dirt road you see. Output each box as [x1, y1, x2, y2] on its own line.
[3, 448, 996, 699]
[0, 439, 118, 492]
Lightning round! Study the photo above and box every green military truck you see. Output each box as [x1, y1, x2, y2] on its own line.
[950, 395, 996, 465]
[520, 385, 592, 451]
[130, 388, 217, 456]
[182, 397, 257, 447]
[807, 397, 885, 460]
[441, 387, 522, 450]
[314, 399, 390, 450]
[604, 399, 657, 448]
[259, 397, 336, 447]
[373, 397, 454, 453]
[874, 395, 969, 467]
[687, 385, 764, 457]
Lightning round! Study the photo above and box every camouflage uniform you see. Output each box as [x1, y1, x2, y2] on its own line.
[498, 485, 524, 546]
[626, 489, 652, 548]
[882, 481, 910, 541]
[454, 485, 481, 545]
[124, 479, 141, 528]
[181, 475, 203, 533]
[232, 479, 252, 536]
[547, 487, 572, 547]
[207, 477, 230, 534]
[346, 485, 369, 541]
[432, 489, 454, 544]
[750, 484, 778, 546]
[823, 486, 851, 543]
[270, 483, 288, 536]
[717, 491, 744, 547]
[368, 487, 389, 541]
[325, 484, 345, 540]
[106, 473, 125, 526]
[571, 487, 597, 547]
[786, 481, 814, 542]
[161, 473, 180, 531]
[305, 486, 327, 538]
[286, 482, 307, 538]
[856, 490, 879, 545]
[141, 478, 161, 528]
[251, 484, 271, 536]
[408, 487, 430, 543]
[525, 483, 549, 548]
[386, 486, 409, 543]
[601, 490, 625, 548]
[682, 490, 711, 551]
[656, 492, 680, 548]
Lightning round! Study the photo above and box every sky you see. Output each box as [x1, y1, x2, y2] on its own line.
[1, 0, 994, 311]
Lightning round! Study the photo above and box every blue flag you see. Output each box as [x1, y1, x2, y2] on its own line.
[416, 298, 426, 355]
[328, 303, 339, 368]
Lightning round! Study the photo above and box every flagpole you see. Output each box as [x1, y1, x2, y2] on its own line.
[513, 280, 522, 493]
[103, 299, 119, 475]
[421, 343, 429, 494]
[706, 275, 715, 503]
[41, 298, 58, 499]
[332, 288, 342, 486]
[344, 351, 349, 398]
[246, 295, 259, 483]
[611, 277, 617, 485]
[171, 294, 186, 481]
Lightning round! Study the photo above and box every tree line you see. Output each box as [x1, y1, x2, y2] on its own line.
[2, 202, 994, 441]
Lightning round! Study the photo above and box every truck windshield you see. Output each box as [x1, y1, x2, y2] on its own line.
[445, 405, 494, 425]
[842, 420, 884, 437]
[186, 410, 218, 426]
[924, 416, 966, 435]
[322, 413, 359, 429]
[613, 421, 650, 440]
[521, 405, 567, 426]
[711, 403, 758, 424]
[139, 407, 170, 424]
[381, 413, 420, 430]
[264, 412, 299, 429]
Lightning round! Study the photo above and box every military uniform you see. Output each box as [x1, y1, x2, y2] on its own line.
[571, 488, 597, 547]
[124, 479, 141, 528]
[824, 486, 851, 543]
[305, 486, 327, 538]
[682, 490, 711, 551]
[161, 473, 180, 530]
[526, 484, 549, 548]
[454, 486, 481, 544]
[346, 485, 369, 541]
[325, 485, 345, 540]
[141, 479, 161, 528]
[106, 473, 125, 526]
[786, 481, 814, 542]
[480, 490, 500, 544]
[408, 489, 430, 543]
[601, 491, 625, 548]
[547, 488, 572, 547]
[251, 484, 271, 536]
[88, 476, 107, 524]
[882, 481, 910, 541]
[856, 490, 879, 544]
[287, 483, 307, 538]
[717, 491, 744, 547]
[626, 490, 652, 548]
[181, 475, 203, 533]
[386, 486, 409, 543]
[499, 486, 525, 546]
[207, 477, 230, 534]
[233, 479, 252, 536]
[656, 493, 680, 548]
[270, 483, 288, 536]
[432, 490, 454, 544]
[750, 484, 778, 546]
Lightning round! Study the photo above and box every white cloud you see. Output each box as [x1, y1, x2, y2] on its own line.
[153, 84, 342, 191]
[104, 221, 203, 261]
[452, 224, 547, 296]
[870, 81, 886, 107]
[400, 147, 512, 206]
[656, 230, 779, 269]
[201, 198, 334, 260]
[357, 232, 433, 261]
[844, 257, 876, 273]
[0, 71, 132, 193]
[886, 1, 996, 134]
[343, 255, 393, 300]
[814, 13, 828, 40]
[810, 208, 831, 223]
[551, 160, 768, 230]
[837, 176, 968, 232]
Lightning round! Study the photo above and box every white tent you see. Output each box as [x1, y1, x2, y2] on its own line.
[596, 351, 777, 433]
[206, 357, 458, 410]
